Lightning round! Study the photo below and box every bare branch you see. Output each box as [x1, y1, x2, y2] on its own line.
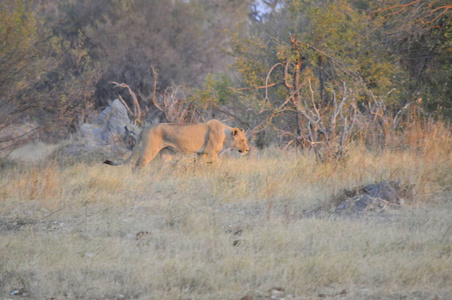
[248, 82, 305, 136]
[150, 65, 159, 110]
[111, 81, 142, 123]
[265, 63, 283, 102]
[228, 82, 281, 92]
[371, 0, 422, 14]
[284, 59, 294, 89]
[117, 95, 134, 117]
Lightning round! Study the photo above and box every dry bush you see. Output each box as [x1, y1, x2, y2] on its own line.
[150, 85, 200, 124]
[112, 67, 201, 127]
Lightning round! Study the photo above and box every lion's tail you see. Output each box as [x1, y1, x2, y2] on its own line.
[103, 129, 144, 166]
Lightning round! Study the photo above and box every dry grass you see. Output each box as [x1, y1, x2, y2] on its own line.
[0, 129, 451, 299]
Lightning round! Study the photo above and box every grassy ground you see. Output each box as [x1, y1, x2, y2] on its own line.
[0, 141, 451, 299]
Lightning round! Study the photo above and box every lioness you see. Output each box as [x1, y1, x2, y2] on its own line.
[104, 119, 249, 170]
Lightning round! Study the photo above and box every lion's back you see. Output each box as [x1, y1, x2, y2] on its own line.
[154, 122, 215, 152]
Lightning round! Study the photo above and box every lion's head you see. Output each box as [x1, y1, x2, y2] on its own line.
[231, 128, 250, 154]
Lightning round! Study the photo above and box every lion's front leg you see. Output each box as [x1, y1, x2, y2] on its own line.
[210, 152, 219, 163]
[134, 147, 161, 171]
[197, 153, 209, 163]
[160, 148, 175, 168]
[197, 152, 218, 164]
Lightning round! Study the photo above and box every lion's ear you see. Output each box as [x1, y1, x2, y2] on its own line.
[232, 128, 239, 136]
[240, 128, 245, 132]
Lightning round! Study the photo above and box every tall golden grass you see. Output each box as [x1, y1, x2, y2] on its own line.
[0, 121, 451, 299]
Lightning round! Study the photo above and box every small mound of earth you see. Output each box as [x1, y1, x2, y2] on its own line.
[332, 181, 402, 216]
[300, 181, 405, 220]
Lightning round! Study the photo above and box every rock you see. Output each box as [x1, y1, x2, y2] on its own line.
[58, 99, 139, 161]
[78, 123, 104, 149]
[78, 100, 137, 148]
[10, 289, 27, 296]
[334, 181, 400, 215]
[268, 287, 285, 299]
[95, 99, 133, 144]
[362, 181, 400, 205]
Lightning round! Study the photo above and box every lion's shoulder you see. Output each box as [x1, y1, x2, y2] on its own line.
[205, 119, 227, 130]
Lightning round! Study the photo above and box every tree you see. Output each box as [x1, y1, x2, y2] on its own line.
[368, 0, 452, 118]
[215, 0, 451, 155]
[0, 0, 50, 154]
[224, 1, 387, 157]
[48, 0, 251, 110]
[0, 0, 101, 159]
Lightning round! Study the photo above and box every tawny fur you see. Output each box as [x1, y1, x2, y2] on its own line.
[104, 119, 249, 170]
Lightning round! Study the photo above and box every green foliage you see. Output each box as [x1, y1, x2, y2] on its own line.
[222, 0, 452, 152]
[416, 15, 452, 118]
[365, 0, 452, 116]
[229, 32, 275, 88]
[0, 0, 100, 143]
[0, 0, 38, 99]
[192, 74, 236, 108]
